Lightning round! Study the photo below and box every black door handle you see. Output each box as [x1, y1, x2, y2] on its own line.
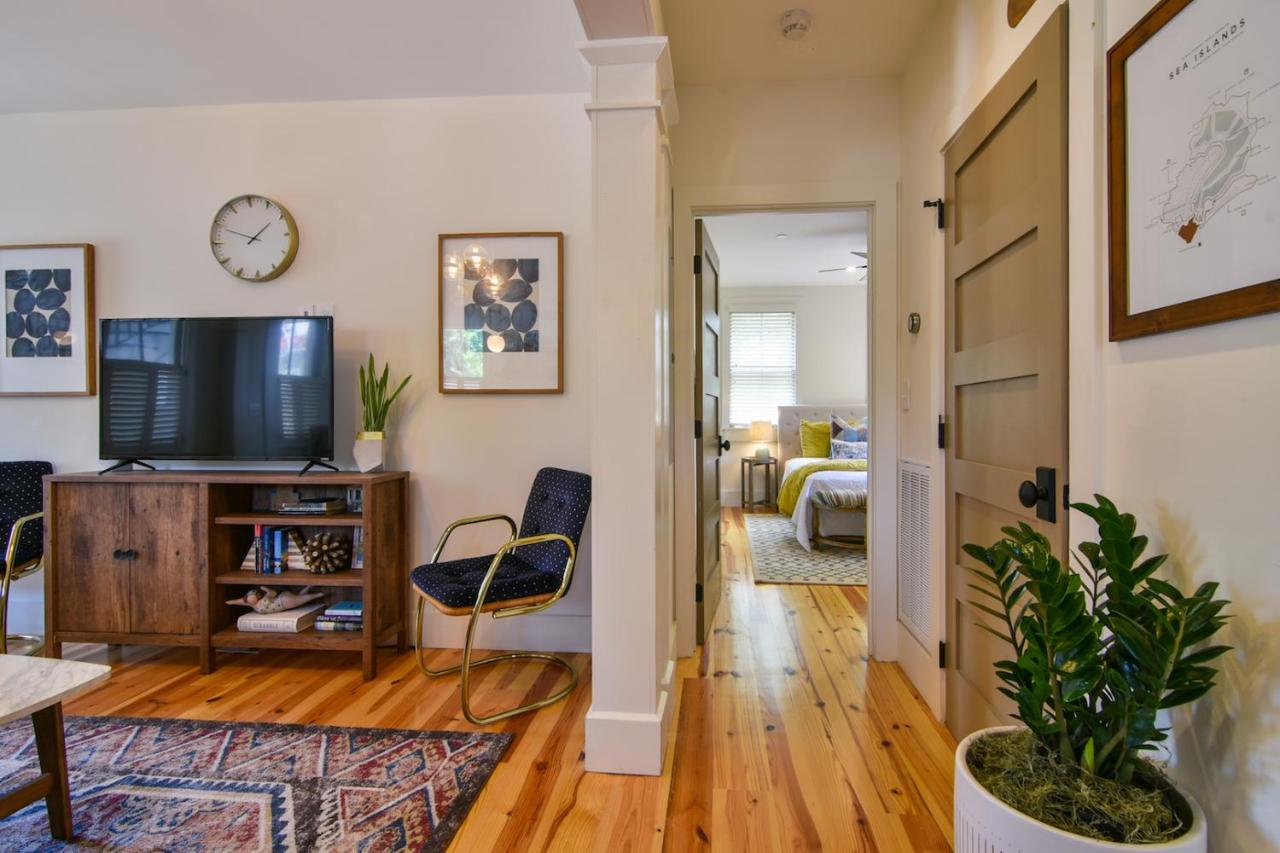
[718, 438, 731, 452]
[1019, 467, 1058, 523]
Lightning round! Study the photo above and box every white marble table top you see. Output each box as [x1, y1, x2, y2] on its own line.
[0, 655, 111, 725]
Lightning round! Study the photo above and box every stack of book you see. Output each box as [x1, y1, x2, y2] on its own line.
[278, 496, 348, 515]
[237, 600, 326, 633]
[240, 526, 306, 574]
[315, 600, 363, 632]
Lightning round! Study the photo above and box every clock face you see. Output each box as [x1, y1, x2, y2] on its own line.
[210, 195, 298, 282]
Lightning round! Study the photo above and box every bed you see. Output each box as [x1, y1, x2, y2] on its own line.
[777, 405, 868, 552]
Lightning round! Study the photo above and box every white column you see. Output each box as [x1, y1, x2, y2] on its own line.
[580, 36, 677, 776]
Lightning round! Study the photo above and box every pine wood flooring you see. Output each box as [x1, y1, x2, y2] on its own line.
[55, 508, 954, 850]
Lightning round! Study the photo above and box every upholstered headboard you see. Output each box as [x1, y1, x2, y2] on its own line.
[777, 404, 868, 469]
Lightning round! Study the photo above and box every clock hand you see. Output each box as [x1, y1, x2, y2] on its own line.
[248, 222, 271, 244]
[223, 228, 257, 242]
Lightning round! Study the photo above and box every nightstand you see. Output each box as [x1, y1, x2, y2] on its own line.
[740, 457, 778, 510]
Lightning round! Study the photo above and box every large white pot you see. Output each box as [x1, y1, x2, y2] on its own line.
[353, 431, 385, 473]
[955, 727, 1207, 853]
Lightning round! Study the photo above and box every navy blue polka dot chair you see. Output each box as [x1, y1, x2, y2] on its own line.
[411, 467, 590, 724]
[2, 461, 52, 656]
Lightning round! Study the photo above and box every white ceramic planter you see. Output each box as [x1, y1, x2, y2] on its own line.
[353, 431, 385, 473]
[955, 726, 1207, 853]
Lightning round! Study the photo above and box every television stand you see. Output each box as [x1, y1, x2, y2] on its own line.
[298, 459, 340, 476]
[99, 459, 156, 476]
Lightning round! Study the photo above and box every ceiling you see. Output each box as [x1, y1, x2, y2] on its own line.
[661, 0, 939, 87]
[0, 0, 588, 114]
[702, 210, 869, 288]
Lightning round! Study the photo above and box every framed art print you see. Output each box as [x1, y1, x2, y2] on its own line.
[1108, 0, 1280, 340]
[438, 232, 563, 394]
[1, 243, 96, 395]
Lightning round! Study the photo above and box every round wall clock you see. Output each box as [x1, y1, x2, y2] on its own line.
[210, 194, 299, 282]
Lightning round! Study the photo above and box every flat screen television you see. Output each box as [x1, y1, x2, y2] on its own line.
[99, 316, 334, 463]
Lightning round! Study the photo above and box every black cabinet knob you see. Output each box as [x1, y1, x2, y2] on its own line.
[112, 548, 124, 560]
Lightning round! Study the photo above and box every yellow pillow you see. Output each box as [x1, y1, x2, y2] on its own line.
[799, 419, 831, 458]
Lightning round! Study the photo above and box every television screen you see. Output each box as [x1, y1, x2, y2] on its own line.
[99, 317, 334, 462]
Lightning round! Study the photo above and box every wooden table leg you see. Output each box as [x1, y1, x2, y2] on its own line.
[31, 703, 72, 840]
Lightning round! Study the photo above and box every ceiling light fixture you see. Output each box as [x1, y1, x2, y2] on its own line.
[775, 233, 788, 239]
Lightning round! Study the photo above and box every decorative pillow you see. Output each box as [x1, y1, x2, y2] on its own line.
[799, 419, 831, 458]
[830, 439, 869, 460]
[831, 415, 869, 443]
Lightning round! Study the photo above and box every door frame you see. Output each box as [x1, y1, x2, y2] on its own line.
[672, 179, 901, 665]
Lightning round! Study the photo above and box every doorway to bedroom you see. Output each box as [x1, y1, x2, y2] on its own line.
[692, 207, 873, 646]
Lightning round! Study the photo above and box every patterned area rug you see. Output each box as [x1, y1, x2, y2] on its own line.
[745, 513, 868, 585]
[0, 715, 511, 852]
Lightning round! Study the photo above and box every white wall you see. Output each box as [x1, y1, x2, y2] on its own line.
[0, 94, 595, 653]
[669, 75, 901, 660]
[717, 283, 868, 505]
[899, 1, 1280, 847]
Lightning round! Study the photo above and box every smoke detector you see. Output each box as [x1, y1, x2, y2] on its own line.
[780, 9, 811, 40]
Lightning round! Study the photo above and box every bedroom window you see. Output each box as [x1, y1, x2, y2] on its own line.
[728, 311, 796, 427]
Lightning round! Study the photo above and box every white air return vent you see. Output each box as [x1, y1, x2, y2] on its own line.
[898, 460, 932, 646]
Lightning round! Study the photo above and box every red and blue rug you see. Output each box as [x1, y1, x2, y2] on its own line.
[0, 715, 511, 852]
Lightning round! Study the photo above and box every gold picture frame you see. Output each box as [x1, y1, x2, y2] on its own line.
[438, 232, 564, 395]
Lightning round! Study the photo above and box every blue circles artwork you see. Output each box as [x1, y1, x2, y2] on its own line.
[465, 257, 539, 355]
[4, 268, 73, 358]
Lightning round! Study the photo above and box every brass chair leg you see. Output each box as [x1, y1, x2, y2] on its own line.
[0, 565, 42, 656]
[414, 595, 578, 725]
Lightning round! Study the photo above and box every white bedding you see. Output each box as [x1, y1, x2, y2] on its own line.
[782, 457, 868, 551]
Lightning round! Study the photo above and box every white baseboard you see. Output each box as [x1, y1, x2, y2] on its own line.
[585, 655, 675, 775]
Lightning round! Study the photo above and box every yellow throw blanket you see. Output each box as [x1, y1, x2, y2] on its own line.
[777, 459, 869, 516]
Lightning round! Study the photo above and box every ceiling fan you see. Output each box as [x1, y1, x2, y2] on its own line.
[819, 251, 868, 281]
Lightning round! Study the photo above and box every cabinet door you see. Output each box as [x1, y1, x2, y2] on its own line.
[128, 484, 202, 635]
[53, 483, 131, 633]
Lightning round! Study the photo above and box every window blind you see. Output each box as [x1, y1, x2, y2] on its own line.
[728, 311, 796, 427]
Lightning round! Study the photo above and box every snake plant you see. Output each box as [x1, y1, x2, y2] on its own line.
[964, 495, 1231, 784]
[358, 354, 412, 433]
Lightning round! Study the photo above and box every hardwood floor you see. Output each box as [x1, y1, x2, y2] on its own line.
[667, 509, 956, 851]
[54, 507, 954, 851]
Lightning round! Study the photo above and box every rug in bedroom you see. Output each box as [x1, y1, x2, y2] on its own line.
[745, 513, 868, 585]
[0, 715, 511, 852]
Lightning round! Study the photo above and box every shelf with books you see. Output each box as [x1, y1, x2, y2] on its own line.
[214, 512, 364, 527]
[211, 625, 365, 651]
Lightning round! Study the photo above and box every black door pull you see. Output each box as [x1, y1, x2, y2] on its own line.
[1019, 467, 1058, 523]
[718, 438, 731, 453]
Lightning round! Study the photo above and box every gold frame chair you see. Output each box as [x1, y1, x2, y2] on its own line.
[2, 510, 46, 656]
[414, 513, 580, 725]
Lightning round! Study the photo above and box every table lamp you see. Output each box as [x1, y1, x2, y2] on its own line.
[750, 420, 774, 459]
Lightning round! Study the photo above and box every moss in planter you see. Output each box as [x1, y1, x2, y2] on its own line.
[966, 730, 1188, 844]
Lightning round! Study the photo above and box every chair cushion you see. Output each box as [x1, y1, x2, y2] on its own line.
[516, 467, 591, 574]
[411, 553, 561, 610]
[1, 461, 50, 571]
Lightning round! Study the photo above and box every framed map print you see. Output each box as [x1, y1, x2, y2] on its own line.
[438, 232, 563, 394]
[1108, 0, 1280, 340]
[1, 243, 96, 395]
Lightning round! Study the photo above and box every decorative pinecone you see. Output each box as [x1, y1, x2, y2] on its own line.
[303, 532, 351, 574]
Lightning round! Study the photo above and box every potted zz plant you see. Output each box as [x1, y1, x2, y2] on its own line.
[354, 354, 412, 473]
[956, 495, 1230, 851]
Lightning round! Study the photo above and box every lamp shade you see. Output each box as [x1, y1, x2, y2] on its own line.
[749, 420, 773, 442]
